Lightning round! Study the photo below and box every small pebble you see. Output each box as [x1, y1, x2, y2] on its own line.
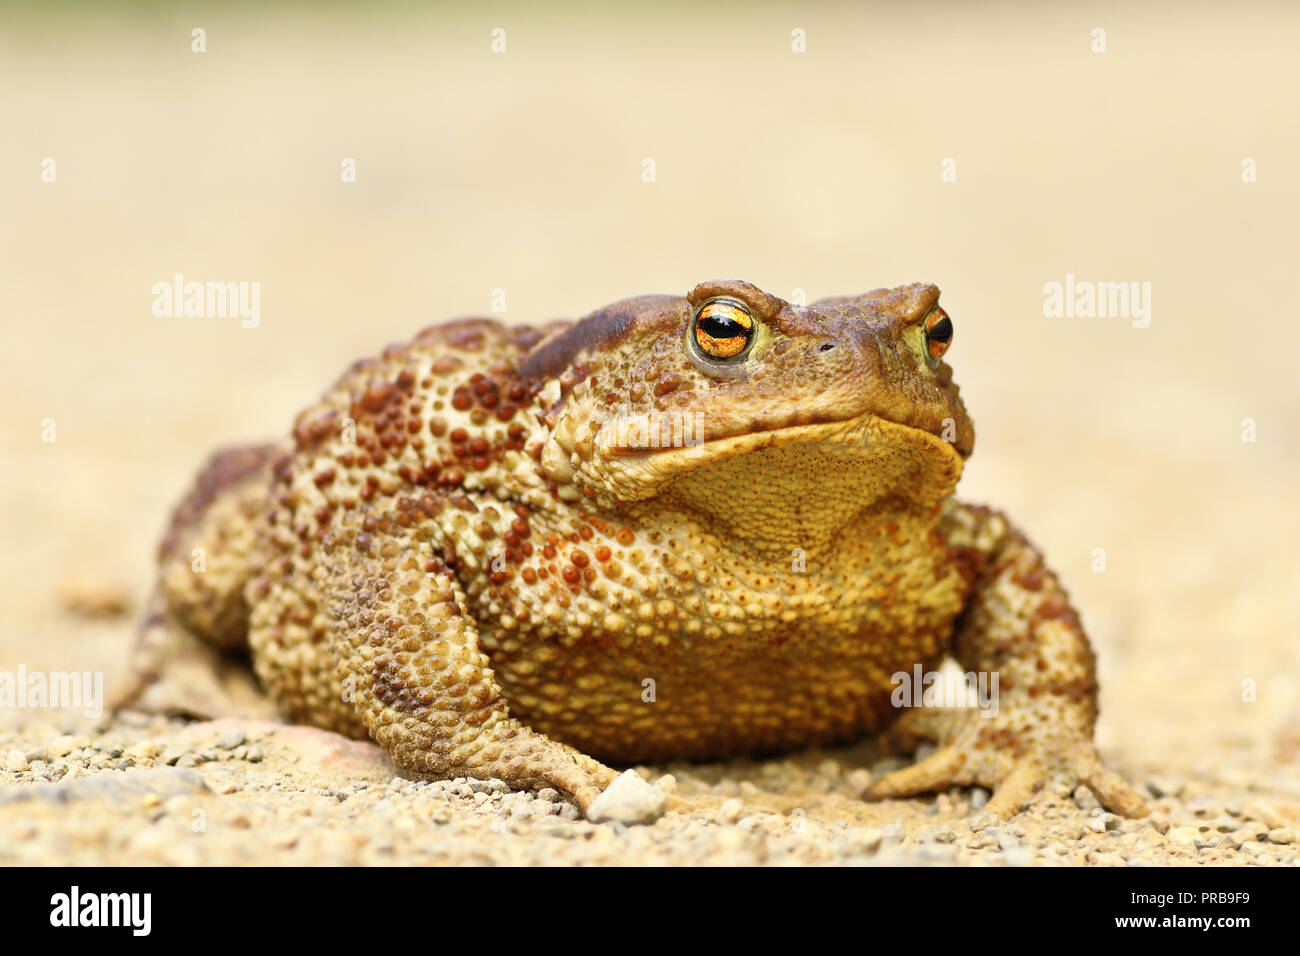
[879, 823, 905, 844]
[846, 769, 872, 793]
[1243, 801, 1287, 829]
[1145, 777, 1183, 799]
[217, 730, 246, 750]
[125, 741, 159, 761]
[48, 735, 88, 758]
[4, 749, 28, 773]
[919, 825, 957, 844]
[717, 798, 744, 825]
[653, 774, 677, 795]
[1073, 785, 1101, 811]
[58, 579, 130, 618]
[586, 769, 667, 825]
[841, 827, 882, 854]
[536, 816, 572, 837]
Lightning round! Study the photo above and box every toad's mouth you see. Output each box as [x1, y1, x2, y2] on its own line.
[595, 406, 972, 461]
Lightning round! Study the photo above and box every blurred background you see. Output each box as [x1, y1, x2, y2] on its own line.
[2, 0, 1297, 780]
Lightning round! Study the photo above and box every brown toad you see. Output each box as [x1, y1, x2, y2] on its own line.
[117, 279, 1147, 820]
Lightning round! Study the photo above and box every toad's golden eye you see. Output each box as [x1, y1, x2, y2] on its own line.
[923, 307, 953, 363]
[691, 298, 755, 361]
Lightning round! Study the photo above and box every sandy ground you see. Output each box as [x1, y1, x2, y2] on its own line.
[1, 2, 1298, 865]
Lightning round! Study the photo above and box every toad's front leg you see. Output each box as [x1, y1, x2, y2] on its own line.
[325, 540, 620, 811]
[865, 502, 1148, 820]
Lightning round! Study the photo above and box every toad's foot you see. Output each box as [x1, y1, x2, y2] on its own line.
[866, 707, 1147, 819]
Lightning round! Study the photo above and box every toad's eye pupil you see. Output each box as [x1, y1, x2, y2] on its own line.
[698, 310, 746, 341]
[924, 309, 953, 361]
[692, 300, 754, 360]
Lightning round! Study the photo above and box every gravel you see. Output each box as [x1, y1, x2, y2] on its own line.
[585, 769, 668, 826]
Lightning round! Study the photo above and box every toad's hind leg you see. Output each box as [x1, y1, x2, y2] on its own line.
[111, 445, 280, 720]
[110, 588, 275, 720]
[864, 502, 1147, 819]
[327, 541, 618, 810]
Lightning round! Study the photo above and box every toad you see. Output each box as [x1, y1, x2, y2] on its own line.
[117, 279, 1147, 821]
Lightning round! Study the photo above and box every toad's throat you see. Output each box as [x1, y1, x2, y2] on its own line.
[616, 414, 967, 558]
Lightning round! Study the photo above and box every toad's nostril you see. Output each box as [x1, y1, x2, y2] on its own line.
[818, 342, 837, 353]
